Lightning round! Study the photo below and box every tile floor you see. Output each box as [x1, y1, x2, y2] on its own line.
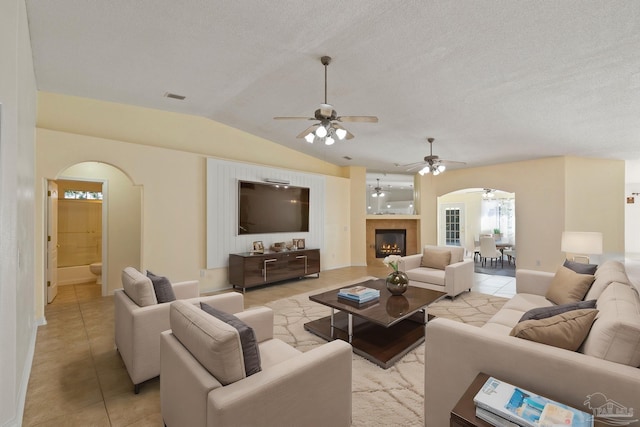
[22, 266, 514, 426]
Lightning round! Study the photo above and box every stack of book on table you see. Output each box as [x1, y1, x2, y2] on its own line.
[337, 286, 380, 305]
[473, 376, 594, 427]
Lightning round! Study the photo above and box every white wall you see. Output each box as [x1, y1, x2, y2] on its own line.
[625, 159, 640, 257]
[0, 0, 37, 425]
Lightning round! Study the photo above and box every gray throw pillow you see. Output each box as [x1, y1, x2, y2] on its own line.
[146, 270, 176, 303]
[519, 299, 597, 322]
[200, 303, 261, 377]
[563, 259, 598, 275]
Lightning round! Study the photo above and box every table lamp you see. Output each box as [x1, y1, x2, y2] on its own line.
[561, 231, 603, 264]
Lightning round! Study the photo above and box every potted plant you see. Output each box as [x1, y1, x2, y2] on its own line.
[493, 228, 502, 241]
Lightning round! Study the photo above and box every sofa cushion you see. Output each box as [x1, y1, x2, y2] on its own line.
[121, 267, 157, 307]
[585, 269, 631, 301]
[519, 299, 597, 322]
[510, 309, 598, 351]
[170, 300, 245, 385]
[200, 303, 261, 377]
[581, 282, 640, 367]
[420, 248, 451, 270]
[406, 268, 446, 286]
[563, 259, 598, 275]
[147, 270, 176, 303]
[424, 245, 464, 263]
[545, 266, 594, 305]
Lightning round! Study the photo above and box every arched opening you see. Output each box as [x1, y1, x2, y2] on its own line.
[45, 161, 142, 301]
[437, 188, 516, 274]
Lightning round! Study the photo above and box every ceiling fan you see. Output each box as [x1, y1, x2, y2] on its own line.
[467, 188, 496, 198]
[397, 138, 466, 175]
[273, 56, 378, 145]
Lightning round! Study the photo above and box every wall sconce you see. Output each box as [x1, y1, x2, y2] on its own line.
[561, 231, 603, 264]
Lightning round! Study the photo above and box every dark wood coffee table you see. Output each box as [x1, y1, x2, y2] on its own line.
[304, 278, 446, 368]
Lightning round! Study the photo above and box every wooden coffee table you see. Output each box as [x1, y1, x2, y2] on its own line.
[304, 278, 446, 368]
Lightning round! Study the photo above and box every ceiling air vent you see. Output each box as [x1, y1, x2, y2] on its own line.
[343, 156, 352, 161]
[164, 92, 186, 100]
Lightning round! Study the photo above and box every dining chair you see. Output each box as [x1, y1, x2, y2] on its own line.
[479, 236, 503, 268]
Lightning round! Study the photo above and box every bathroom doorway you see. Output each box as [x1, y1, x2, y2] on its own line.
[54, 179, 105, 292]
[45, 161, 142, 299]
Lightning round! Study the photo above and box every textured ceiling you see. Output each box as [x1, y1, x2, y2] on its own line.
[25, 1, 640, 176]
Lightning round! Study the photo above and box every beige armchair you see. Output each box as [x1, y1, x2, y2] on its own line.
[114, 267, 244, 393]
[160, 300, 353, 427]
[398, 245, 474, 298]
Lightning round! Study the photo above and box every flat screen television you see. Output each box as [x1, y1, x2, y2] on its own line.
[238, 180, 310, 235]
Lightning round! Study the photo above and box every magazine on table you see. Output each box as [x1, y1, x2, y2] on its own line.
[338, 286, 380, 302]
[475, 406, 519, 427]
[473, 376, 593, 427]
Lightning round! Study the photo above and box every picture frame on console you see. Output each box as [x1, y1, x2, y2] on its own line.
[252, 241, 264, 254]
[293, 238, 305, 249]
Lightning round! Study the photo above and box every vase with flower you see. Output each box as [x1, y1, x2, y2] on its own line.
[382, 255, 409, 295]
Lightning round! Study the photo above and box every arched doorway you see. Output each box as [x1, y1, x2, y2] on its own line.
[437, 188, 516, 265]
[46, 162, 142, 299]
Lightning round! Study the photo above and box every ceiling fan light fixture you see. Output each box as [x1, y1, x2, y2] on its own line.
[325, 136, 335, 145]
[419, 166, 430, 176]
[437, 164, 446, 173]
[304, 133, 315, 143]
[335, 128, 347, 140]
[315, 125, 328, 138]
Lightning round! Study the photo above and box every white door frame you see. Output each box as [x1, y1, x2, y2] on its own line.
[438, 202, 466, 248]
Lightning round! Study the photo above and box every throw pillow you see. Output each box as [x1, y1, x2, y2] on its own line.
[510, 309, 599, 351]
[121, 267, 157, 307]
[563, 259, 598, 275]
[146, 270, 177, 303]
[519, 299, 597, 322]
[200, 303, 261, 377]
[420, 248, 451, 270]
[545, 266, 595, 305]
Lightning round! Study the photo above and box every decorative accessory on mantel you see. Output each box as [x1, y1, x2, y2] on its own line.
[383, 255, 409, 295]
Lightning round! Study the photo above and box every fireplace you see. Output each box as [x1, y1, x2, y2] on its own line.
[375, 229, 407, 258]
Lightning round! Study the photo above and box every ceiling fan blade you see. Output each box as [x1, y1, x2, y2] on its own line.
[336, 115, 379, 123]
[274, 116, 314, 120]
[439, 159, 467, 165]
[295, 124, 320, 139]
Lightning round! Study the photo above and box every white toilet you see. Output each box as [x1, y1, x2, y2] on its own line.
[89, 262, 102, 285]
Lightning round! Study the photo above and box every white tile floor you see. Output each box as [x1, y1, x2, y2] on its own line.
[472, 272, 516, 298]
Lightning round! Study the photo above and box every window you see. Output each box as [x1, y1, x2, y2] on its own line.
[64, 190, 103, 200]
[445, 207, 461, 246]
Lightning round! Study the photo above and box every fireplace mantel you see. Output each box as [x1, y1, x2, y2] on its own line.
[366, 214, 420, 220]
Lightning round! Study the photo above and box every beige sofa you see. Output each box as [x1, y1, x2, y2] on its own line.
[398, 245, 474, 298]
[114, 267, 244, 393]
[160, 300, 353, 427]
[425, 260, 640, 426]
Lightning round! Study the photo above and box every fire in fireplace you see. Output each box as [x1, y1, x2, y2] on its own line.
[375, 229, 407, 258]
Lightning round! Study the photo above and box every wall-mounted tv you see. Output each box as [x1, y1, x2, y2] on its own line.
[238, 180, 310, 235]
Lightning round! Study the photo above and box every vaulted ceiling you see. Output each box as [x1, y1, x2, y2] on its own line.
[25, 1, 640, 175]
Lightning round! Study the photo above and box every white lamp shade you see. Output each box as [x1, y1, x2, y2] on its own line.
[315, 125, 327, 138]
[335, 128, 347, 140]
[561, 231, 603, 255]
[304, 133, 315, 143]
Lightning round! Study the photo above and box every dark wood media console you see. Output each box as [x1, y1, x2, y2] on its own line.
[228, 249, 320, 291]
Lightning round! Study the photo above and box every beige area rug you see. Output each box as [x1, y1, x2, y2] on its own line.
[266, 289, 507, 427]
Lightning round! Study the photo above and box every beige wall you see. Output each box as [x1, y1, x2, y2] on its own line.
[418, 157, 624, 271]
[35, 94, 357, 318]
[347, 166, 367, 266]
